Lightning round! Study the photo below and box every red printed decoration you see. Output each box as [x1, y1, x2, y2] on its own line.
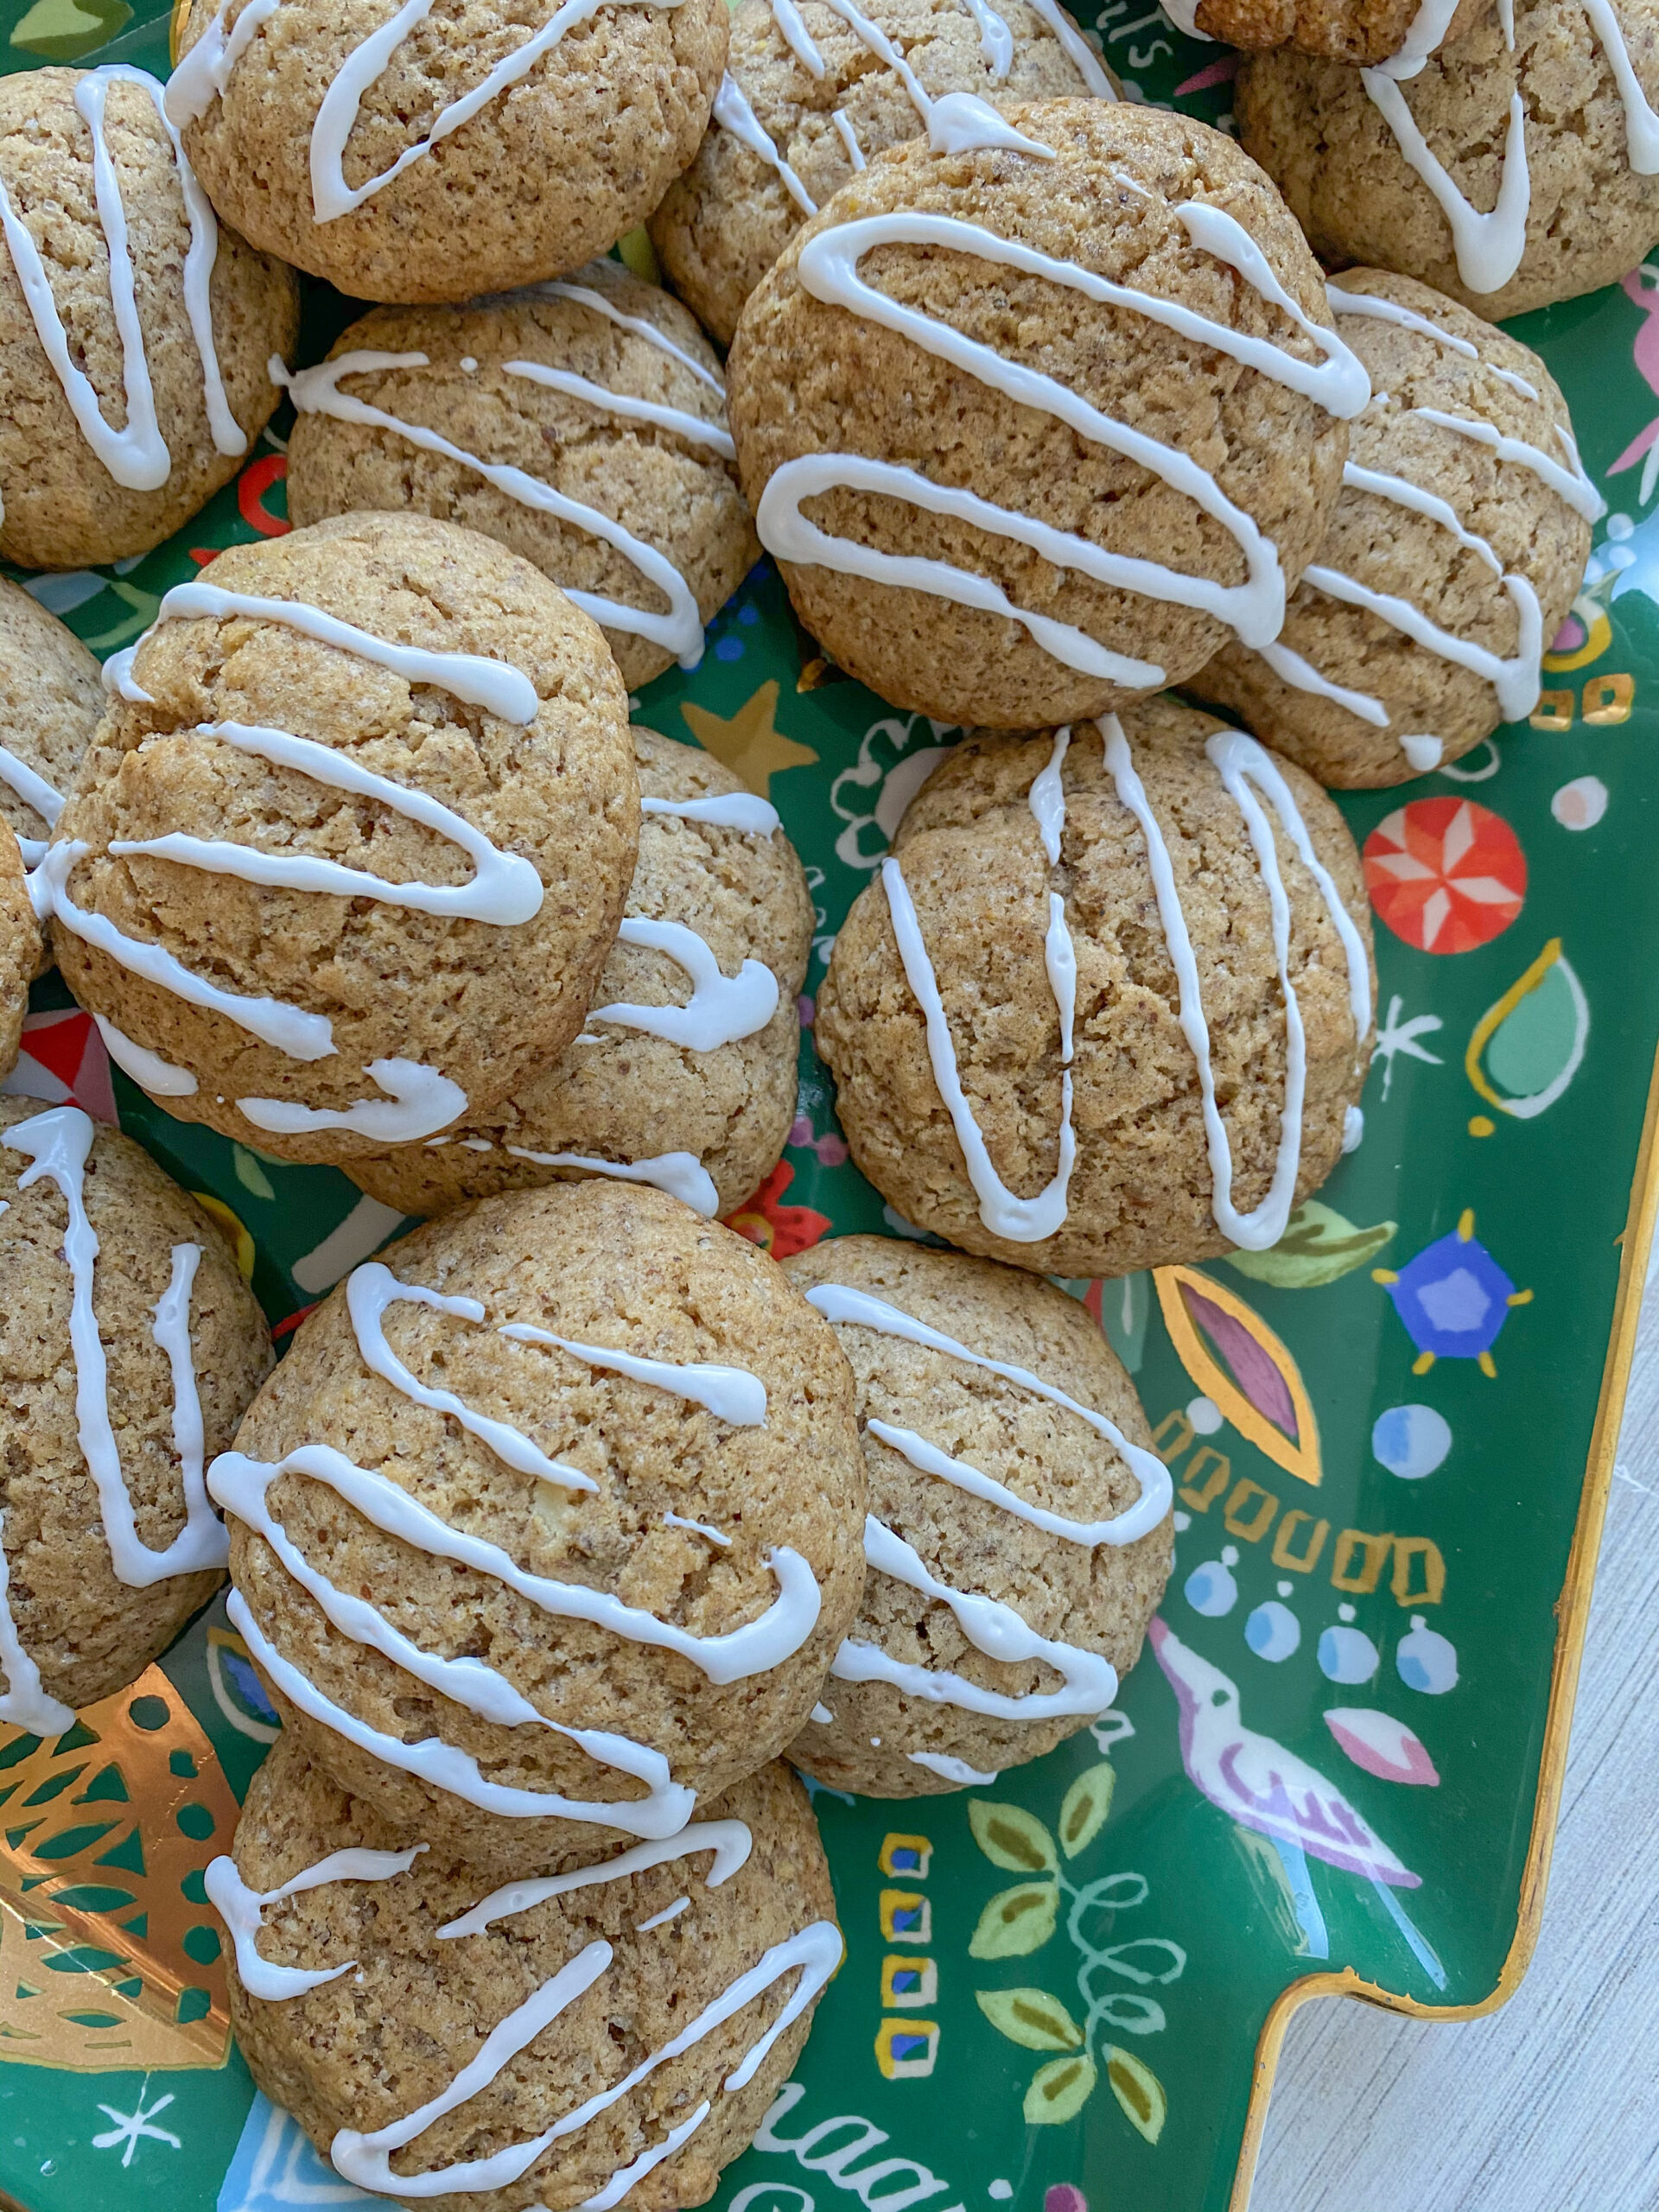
[1363, 798, 1527, 955]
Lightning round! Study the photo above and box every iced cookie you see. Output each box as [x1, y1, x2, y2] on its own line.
[210, 1736, 838, 2212]
[0, 1099, 272, 1728]
[42, 512, 639, 1166]
[1167, 0, 1484, 66]
[346, 728, 811, 1222]
[1, 830, 30, 1079]
[0, 67, 297, 571]
[168, 0, 729, 304]
[1192, 271, 1600, 786]
[283, 262, 758, 690]
[727, 96, 1369, 733]
[784, 1238, 1171, 1796]
[816, 696, 1376, 1278]
[1236, 0, 1659, 320]
[208, 1180, 868, 1872]
[649, 0, 1116, 347]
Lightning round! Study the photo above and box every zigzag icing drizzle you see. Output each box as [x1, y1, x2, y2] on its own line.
[0, 1106, 224, 1732]
[203, 1821, 838, 2205]
[1248, 289, 1605, 766]
[278, 291, 738, 672]
[0, 745, 65, 870]
[754, 141, 1370, 683]
[166, 0, 686, 224]
[803, 1281, 1168, 1727]
[41, 582, 543, 1143]
[0, 65, 245, 500]
[208, 1262, 817, 1837]
[1360, 0, 1659, 294]
[882, 718, 1371, 1251]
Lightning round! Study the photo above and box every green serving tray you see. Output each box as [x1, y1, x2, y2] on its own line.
[2, 3, 1656, 2206]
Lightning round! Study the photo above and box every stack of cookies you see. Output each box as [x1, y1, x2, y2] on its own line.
[0, 0, 1634, 2199]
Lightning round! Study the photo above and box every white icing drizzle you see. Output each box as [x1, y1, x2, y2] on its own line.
[0, 66, 244, 493]
[927, 92, 1054, 156]
[1019, 0, 1117, 92]
[1298, 560, 1543, 724]
[329, 1919, 842, 2197]
[0, 744, 65, 867]
[1330, 287, 1541, 398]
[93, 1015, 200, 1096]
[803, 1281, 1171, 1538]
[817, 0, 934, 118]
[1343, 1103, 1366, 1151]
[277, 351, 713, 671]
[755, 204, 1369, 681]
[204, 1844, 427, 2001]
[1405, 406, 1606, 522]
[909, 1749, 999, 1783]
[435, 1821, 753, 1938]
[528, 281, 724, 395]
[962, 0, 1015, 76]
[641, 791, 780, 834]
[810, 1702, 834, 1724]
[165, 0, 281, 123]
[582, 2105, 712, 2209]
[588, 918, 781, 1051]
[713, 73, 818, 214]
[499, 1321, 770, 1427]
[635, 1895, 692, 1932]
[499, 1145, 721, 1217]
[2, 1106, 229, 1588]
[1375, 0, 1463, 75]
[768, 0, 828, 73]
[0, 1525, 75, 1738]
[236, 1058, 467, 1144]
[663, 1512, 734, 1547]
[834, 1517, 1118, 1718]
[831, 110, 868, 168]
[1100, 718, 1369, 1252]
[499, 357, 735, 456]
[1256, 636, 1392, 730]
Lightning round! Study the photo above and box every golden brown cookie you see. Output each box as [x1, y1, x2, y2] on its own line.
[815, 696, 1376, 1278]
[45, 512, 639, 1166]
[0, 829, 32, 1079]
[346, 728, 811, 1221]
[0, 67, 297, 570]
[210, 1180, 868, 1872]
[1192, 270, 1598, 786]
[283, 262, 758, 691]
[728, 97, 1366, 732]
[170, 0, 729, 303]
[649, 0, 1116, 346]
[784, 1237, 1171, 1796]
[1169, 0, 1484, 65]
[1236, 0, 1659, 319]
[0, 1096, 272, 1724]
[213, 1735, 839, 2212]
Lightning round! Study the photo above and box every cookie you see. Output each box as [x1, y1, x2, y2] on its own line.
[43, 512, 639, 1166]
[0, 577, 105, 910]
[1166, 0, 1484, 66]
[210, 1736, 838, 2212]
[0, 66, 297, 571]
[1192, 271, 1599, 786]
[0, 1098, 272, 1727]
[783, 1237, 1171, 1796]
[0, 830, 31, 1080]
[208, 1180, 868, 1872]
[345, 728, 811, 1222]
[169, 0, 729, 304]
[283, 262, 758, 691]
[1236, 0, 1659, 320]
[727, 96, 1368, 733]
[649, 0, 1116, 347]
[815, 696, 1376, 1278]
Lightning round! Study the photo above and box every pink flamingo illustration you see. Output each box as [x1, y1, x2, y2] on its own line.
[1149, 1618, 1445, 1987]
[1609, 264, 1659, 504]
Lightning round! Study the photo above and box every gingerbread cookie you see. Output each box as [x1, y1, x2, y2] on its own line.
[168, 0, 729, 303]
[211, 1735, 839, 2212]
[1193, 271, 1599, 785]
[1236, 0, 1659, 319]
[43, 513, 639, 1165]
[210, 1180, 868, 1872]
[0, 830, 31, 1080]
[284, 261, 757, 690]
[728, 96, 1368, 732]
[0, 1098, 272, 1726]
[815, 696, 1376, 1278]
[1166, 0, 1484, 67]
[0, 66, 297, 570]
[785, 1237, 1171, 1796]
[650, 0, 1116, 346]
[346, 728, 812, 1222]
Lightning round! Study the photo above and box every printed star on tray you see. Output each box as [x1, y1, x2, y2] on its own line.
[92, 2087, 181, 2168]
[681, 680, 817, 798]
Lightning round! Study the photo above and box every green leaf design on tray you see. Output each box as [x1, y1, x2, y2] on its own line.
[976, 1987, 1084, 2052]
[1058, 1762, 1116, 1858]
[1107, 2047, 1169, 2144]
[969, 1881, 1060, 1960]
[1024, 2054, 1098, 2126]
[969, 1801, 1058, 1874]
[232, 1147, 276, 1202]
[1224, 1199, 1397, 1288]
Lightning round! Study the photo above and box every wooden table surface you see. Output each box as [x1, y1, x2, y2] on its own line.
[1249, 1278, 1659, 2212]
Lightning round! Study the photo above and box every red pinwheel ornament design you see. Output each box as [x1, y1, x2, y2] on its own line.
[1363, 798, 1527, 955]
